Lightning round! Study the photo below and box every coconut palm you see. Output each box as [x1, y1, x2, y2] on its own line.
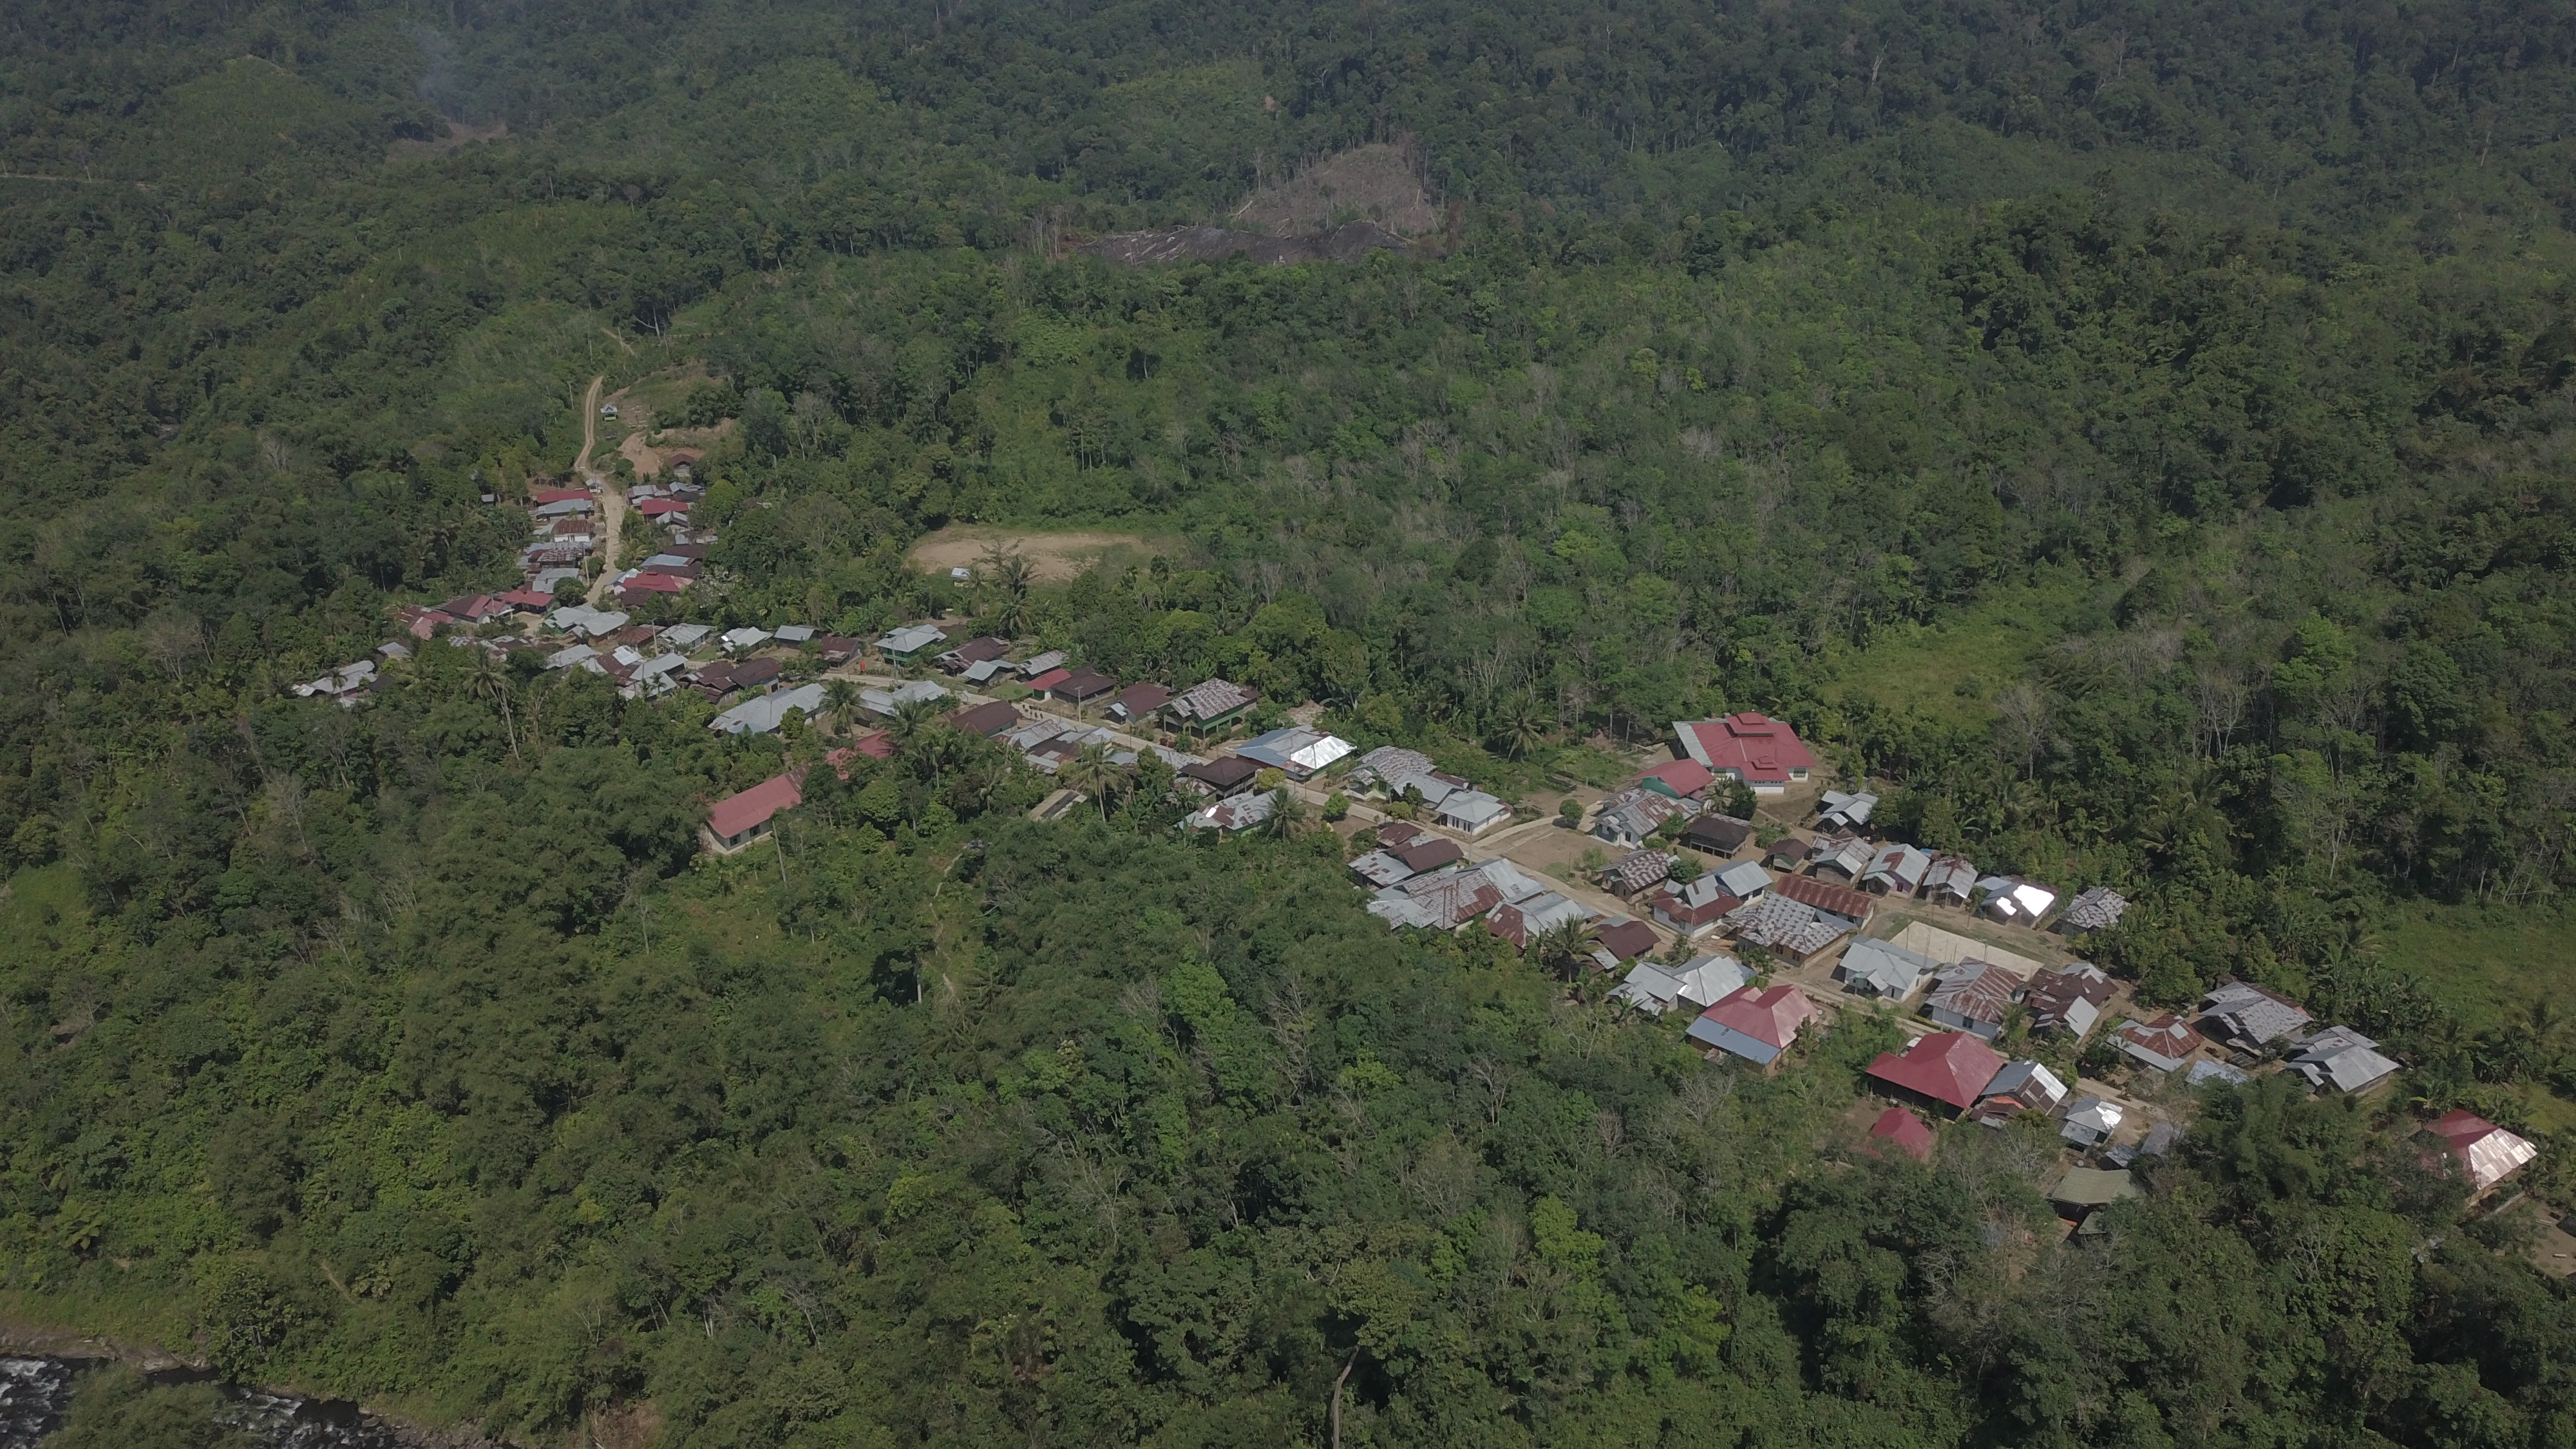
[886, 693, 943, 751]
[1060, 741, 1130, 820]
[1262, 784, 1314, 839]
[1531, 917, 1602, 984]
[1489, 692, 1549, 760]
[466, 646, 522, 762]
[823, 677, 864, 732]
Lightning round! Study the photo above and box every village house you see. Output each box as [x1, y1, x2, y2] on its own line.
[1923, 960, 2022, 1040]
[1180, 755, 1262, 798]
[1808, 835, 1876, 884]
[2060, 1095, 2125, 1150]
[1815, 789, 1877, 832]
[1978, 877, 2060, 926]
[705, 771, 806, 851]
[1769, 873, 1875, 927]
[1860, 842, 1933, 896]
[1371, 858, 1546, 931]
[1673, 713, 1818, 793]
[861, 681, 949, 715]
[1687, 985, 1818, 1070]
[2286, 1025, 2402, 1094]
[1721, 893, 1853, 962]
[1602, 850, 1676, 898]
[710, 682, 826, 735]
[1764, 837, 1815, 873]
[1591, 785, 1697, 849]
[1590, 918, 1660, 968]
[1485, 891, 1593, 949]
[1837, 936, 1939, 1000]
[1866, 1107, 1936, 1161]
[2113, 1015, 2206, 1073]
[2199, 980, 2313, 1052]
[934, 636, 1011, 673]
[875, 623, 948, 661]
[1610, 961, 1688, 1016]
[1349, 835, 1464, 889]
[1169, 678, 1260, 734]
[1018, 650, 1068, 677]
[2426, 1110, 2539, 1196]
[1051, 668, 1119, 711]
[2049, 1167, 2142, 1227]
[1236, 726, 1355, 779]
[1432, 788, 1511, 835]
[1649, 875, 1740, 937]
[1680, 813, 1754, 857]
[1184, 791, 1276, 834]
[1920, 855, 1979, 907]
[947, 700, 1022, 737]
[2061, 886, 2130, 933]
[2023, 964, 2116, 1039]
[1669, 954, 1752, 1010]
[1967, 1060, 2068, 1128]
[1635, 758, 1716, 800]
[1865, 1031, 2006, 1116]
[1108, 682, 1173, 724]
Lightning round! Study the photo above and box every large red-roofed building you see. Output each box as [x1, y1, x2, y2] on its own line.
[1673, 714, 1818, 794]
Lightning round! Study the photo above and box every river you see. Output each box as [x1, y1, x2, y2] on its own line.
[0, 1355, 412, 1448]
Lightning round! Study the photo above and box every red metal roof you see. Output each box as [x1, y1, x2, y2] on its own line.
[1637, 758, 1716, 796]
[619, 571, 687, 594]
[1771, 873, 1875, 920]
[636, 497, 690, 516]
[1699, 984, 1816, 1051]
[840, 731, 895, 759]
[1867, 1106, 1935, 1160]
[1866, 1032, 2005, 1111]
[1677, 714, 1818, 784]
[529, 487, 591, 504]
[1025, 667, 1072, 691]
[708, 772, 802, 840]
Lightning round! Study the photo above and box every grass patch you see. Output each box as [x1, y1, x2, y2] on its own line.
[1824, 571, 2095, 725]
[2375, 899, 2572, 1031]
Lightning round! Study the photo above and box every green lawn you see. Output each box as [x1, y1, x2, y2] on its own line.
[2375, 900, 2572, 1031]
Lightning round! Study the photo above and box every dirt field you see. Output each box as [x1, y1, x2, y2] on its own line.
[1232, 142, 1439, 236]
[907, 527, 1161, 582]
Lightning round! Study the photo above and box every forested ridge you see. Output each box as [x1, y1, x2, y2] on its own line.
[3, 1, 2575, 1445]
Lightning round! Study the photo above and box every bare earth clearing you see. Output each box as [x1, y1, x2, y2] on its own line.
[907, 527, 1160, 582]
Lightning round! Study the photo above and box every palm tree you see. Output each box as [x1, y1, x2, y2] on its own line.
[1531, 917, 1602, 984]
[1060, 741, 1130, 820]
[466, 646, 522, 762]
[1489, 693, 1549, 760]
[886, 693, 943, 751]
[1262, 784, 1313, 839]
[823, 677, 864, 733]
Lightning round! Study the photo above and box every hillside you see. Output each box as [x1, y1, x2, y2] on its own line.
[1, 2, 2573, 1446]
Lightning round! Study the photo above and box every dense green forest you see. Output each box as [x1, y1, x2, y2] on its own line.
[3, 0, 2575, 1444]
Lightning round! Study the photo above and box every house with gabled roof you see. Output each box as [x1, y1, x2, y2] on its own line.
[2062, 886, 2129, 933]
[2113, 1014, 2205, 1072]
[1921, 855, 1979, 907]
[1602, 850, 1676, 898]
[1687, 985, 1818, 1070]
[1866, 1106, 1935, 1161]
[1923, 960, 2021, 1040]
[1865, 1031, 2005, 1115]
[1723, 893, 1852, 962]
[1816, 789, 1877, 831]
[2024, 964, 2115, 1039]
[1770, 873, 1875, 925]
[1681, 814, 1754, 856]
[1170, 679, 1260, 732]
[1860, 842, 1933, 896]
[2199, 980, 2313, 1052]
[1838, 936, 1938, 1000]
[2427, 1110, 2538, 1195]
[1809, 834, 1875, 884]
[1485, 891, 1593, 949]
[1649, 875, 1740, 937]
[2286, 1026, 2401, 1094]
[1591, 785, 1697, 849]
[1636, 758, 1716, 799]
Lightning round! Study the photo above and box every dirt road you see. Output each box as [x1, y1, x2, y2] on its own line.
[576, 375, 626, 607]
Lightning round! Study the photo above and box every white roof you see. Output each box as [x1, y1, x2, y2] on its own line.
[661, 623, 712, 649]
[1984, 1060, 2068, 1107]
[710, 683, 828, 735]
[1610, 963, 1685, 1015]
[1437, 790, 1509, 827]
[1713, 860, 1772, 898]
[550, 605, 629, 638]
[723, 627, 772, 650]
[1674, 955, 1751, 1009]
[861, 680, 951, 715]
[773, 625, 815, 643]
[547, 643, 598, 669]
[877, 624, 947, 654]
[2063, 1096, 2124, 1133]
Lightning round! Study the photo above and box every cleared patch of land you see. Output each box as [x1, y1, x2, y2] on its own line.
[2376, 900, 2570, 1029]
[1823, 573, 2092, 724]
[907, 527, 1162, 582]
[1232, 142, 1439, 236]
